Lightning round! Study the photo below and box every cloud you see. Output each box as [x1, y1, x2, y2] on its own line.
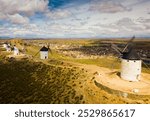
[88, 16, 150, 37]
[89, 1, 130, 13]
[137, 18, 150, 23]
[0, 0, 49, 24]
[110, 18, 146, 32]
[112, 18, 149, 36]
[7, 14, 29, 24]
[116, 18, 135, 26]
[46, 9, 71, 19]
[136, 17, 150, 31]
[0, 0, 150, 38]
[0, 23, 49, 38]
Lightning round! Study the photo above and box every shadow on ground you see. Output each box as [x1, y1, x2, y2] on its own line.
[0, 59, 85, 104]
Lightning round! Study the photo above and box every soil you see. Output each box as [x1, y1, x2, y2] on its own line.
[63, 60, 150, 95]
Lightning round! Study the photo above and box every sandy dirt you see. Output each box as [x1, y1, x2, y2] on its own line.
[85, 65, 150, 95]
[63, 60, 150, 95]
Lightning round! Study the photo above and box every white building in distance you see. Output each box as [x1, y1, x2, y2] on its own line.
[6, 45, 11, 51]
[14, 46, 19, 55]
[40, 46, 49, 59]
[3, 43, 8, 48]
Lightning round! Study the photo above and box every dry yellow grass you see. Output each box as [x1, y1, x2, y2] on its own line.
[0, 39, 149, 104]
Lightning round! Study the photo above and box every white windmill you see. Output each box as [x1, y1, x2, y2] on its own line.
[13, 45, 19, 55]
[3, 42, 8, 48]
[6, 44, 11, 52]
[111, 36, 144, 82]
[40, 46, 49, 59]
[34, 44, 52, 59]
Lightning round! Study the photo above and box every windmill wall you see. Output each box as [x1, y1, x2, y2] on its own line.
[40, 51, 48, 59]
[3, 44, 7, 48]
[6, 47, 11, 51]
[14, 48, 19, 55]
[121, 59, 142, 82]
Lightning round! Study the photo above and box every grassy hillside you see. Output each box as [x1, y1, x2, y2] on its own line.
[0, 58, 150, 104]
[0, 58, 125, 104]
[0, 59, 87, 103]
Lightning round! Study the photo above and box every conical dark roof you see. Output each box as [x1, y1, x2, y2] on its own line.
[40, 46, 48, 51]
[122, 48, 140, 60]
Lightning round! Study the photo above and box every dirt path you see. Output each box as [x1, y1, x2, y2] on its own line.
[62, 60, 150, 95]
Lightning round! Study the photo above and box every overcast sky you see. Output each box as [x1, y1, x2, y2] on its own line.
[0, 0, 150, 38]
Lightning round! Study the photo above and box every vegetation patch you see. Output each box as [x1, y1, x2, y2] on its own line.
[0, 59, 85, 104]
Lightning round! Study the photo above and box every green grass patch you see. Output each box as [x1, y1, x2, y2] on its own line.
[69, 57, 120, 69]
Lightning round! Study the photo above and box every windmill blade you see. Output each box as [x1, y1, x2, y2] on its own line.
[111, 43, 122, 55]
[111, 57, 121, 70]
[142, 61, 150, 71]
[138, 56, 150, 71]
[33, 50, 40, 58]
[122, 36, 135, 52]
[48, 48, 52, 54]
[141, 58, 150, 73]
[137, 54, 150, 73]
[47, 43, 52, 54]
[107, 57, 121, 75]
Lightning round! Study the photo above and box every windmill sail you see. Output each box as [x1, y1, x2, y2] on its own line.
[47, 44, 52, 54]
[122, 36, 135, 52]
[111, 43, 122, 56]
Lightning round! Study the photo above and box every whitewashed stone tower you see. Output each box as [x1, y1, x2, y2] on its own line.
[121, 49, 141, 82]
[14, 46, 19, 55]
[40, 46, 49, 59]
